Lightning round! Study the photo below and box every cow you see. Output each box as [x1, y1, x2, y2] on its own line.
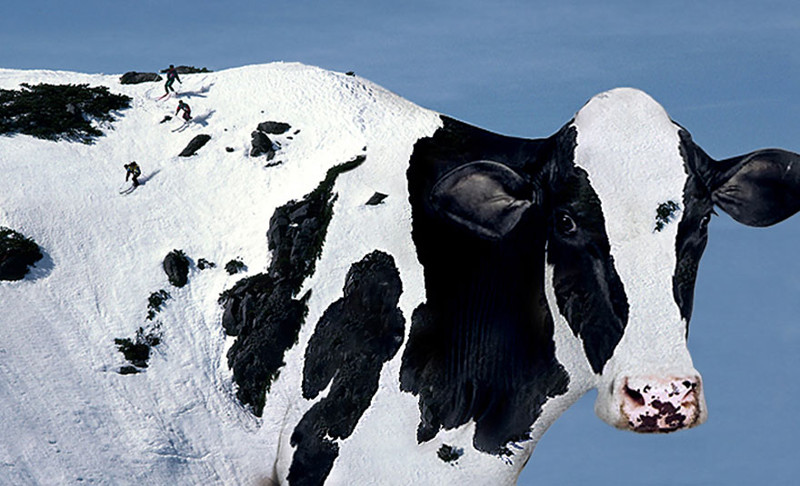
[219, 87, 800, 485]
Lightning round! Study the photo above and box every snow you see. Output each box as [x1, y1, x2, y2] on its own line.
[0, 62, 441, 484]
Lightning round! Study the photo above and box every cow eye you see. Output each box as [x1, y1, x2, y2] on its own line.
[556, 212, 577, 236]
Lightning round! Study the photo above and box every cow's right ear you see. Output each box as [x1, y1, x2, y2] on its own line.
[710, 149, 800, 227]
[430, 160, 536, 239]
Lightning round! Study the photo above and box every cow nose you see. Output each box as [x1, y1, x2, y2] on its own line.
[619, 375, 702, 433]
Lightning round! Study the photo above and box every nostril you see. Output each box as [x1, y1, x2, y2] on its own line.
[679, 379, 699, 401]
[624, 385, 645, 406]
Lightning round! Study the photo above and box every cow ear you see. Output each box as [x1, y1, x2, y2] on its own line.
[430, 160, 535, 239]
[711, 149, 800, 227]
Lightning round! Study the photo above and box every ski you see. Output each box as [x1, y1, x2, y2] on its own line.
[172, 120, 191, 132]
[118, 182, 136, 195]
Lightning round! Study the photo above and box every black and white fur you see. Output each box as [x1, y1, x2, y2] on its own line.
[262, 88, 800, 485]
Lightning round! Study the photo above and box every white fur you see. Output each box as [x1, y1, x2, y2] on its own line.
[549, 88, 707, 429]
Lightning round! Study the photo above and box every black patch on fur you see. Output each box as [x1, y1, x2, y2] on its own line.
[219, 156, 365, 415]
[401, 117, 569, 456]
[288, 250, 405, 485]
[655, 200, 681, 232]
[546, 160, 629, 374]
[674, 130, 714, 327]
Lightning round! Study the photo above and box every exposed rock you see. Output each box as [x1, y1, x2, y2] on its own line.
[159, 115, 172, 124]
[114, 323, 162, 373]
[0, 227, 43, 281]
[250, 130, 275, 159]
[119, 72, 162, 84]
[160, 66, 212, 75]
[163, 249, 190, 287]
[225, 259, 245, 275]
[365, 192, 388, 206]
[225, 147, 234, 153]
[437, 444, 464, 463]
[146, 289, 171, 320]
[118, 366, 141, 375]
[197, 258, 216, 269]
[219, 155, 365, 415]
[257, 121, 291, 135]
[0, 83, 131, 143]
[179, 134, 211, 157]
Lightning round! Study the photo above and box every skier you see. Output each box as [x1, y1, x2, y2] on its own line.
[124, 161, 141, 188]
[176, 100, 192, 121]
[164, 64, 181, 94]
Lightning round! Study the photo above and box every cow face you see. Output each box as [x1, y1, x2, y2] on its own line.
[407, 88, 800, 450]
[558, 89, 709, 432]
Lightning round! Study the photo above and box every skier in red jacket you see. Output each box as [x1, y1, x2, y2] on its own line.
[176, 100, 192, 121]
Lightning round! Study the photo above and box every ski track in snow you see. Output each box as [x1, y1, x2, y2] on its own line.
[0, 63, 441, 485]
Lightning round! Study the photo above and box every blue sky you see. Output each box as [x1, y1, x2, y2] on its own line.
[3, 1, 799, 484]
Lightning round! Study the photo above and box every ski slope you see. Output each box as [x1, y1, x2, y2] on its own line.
[0, 62, 441, 484]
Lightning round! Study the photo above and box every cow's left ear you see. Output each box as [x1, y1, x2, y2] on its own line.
[711, 149, 800, 227]
[430, 160, 536, 239]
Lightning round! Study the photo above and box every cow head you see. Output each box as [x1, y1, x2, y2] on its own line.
[405, 88, 800, 452]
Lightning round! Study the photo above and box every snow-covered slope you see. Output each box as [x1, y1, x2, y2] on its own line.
[0, 63, 441, 484]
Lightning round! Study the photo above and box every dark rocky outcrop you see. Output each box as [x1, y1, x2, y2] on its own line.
[119, 72, 162, 84]
[114, 324, 162, 373]
[250, 130, 275, 159]
[160, 66, 211, 75]
[146, 289, 171, 320]
[0, 83, 131, 143]
[163, 249, 190, 287]
[225, 259, 245, 275]
[197, 258, 216, 270]
[179, 134, 211, 157]
[0, 227, 43, 281]
[250, 121, 292, 159]
[365, 192, 388, 206]
[437, 444, 464, 463]
[257, 121, 291, 135]
[219, 155, 365, 415]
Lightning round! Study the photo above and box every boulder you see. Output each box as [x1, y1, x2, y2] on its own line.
[250, 131, 275, 159]
[179, 134, 211, 157]
[119, 72, 162, 84]
[163, 249, 190, 287]
[0, 227, 43, 281]
[256, 121, 291, 135]
[365, 192, 388, 206]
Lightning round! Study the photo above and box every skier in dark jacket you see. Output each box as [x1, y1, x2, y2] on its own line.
[164, 65, 181, 94]
[176, 100, 192, 121]
[124, 161, 142, 187]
